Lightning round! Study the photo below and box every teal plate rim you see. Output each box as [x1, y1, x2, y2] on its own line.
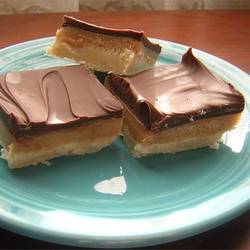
[0, 37, 249, 248]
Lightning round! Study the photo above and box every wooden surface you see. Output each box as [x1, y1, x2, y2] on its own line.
[0, 10, 249, 249]
[0, 10, 250, 73]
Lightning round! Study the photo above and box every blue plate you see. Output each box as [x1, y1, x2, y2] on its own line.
[0, 37, 249, 248]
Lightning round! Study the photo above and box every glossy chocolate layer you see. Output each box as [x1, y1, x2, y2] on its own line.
[62, 15, 161, 53]
[0, 65, 122, 136]
[108, 48, 245, 131]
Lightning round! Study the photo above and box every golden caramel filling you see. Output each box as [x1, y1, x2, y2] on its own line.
[2, 117, 122, 168]
[124, 106, 242, 145]
[56, 27, 141, 53]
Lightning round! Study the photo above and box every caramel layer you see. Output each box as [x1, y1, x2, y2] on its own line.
[62, 15, 161, 53]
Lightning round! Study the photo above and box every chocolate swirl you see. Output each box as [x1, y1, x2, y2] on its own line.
[0, 65, 122, 136]
[109, 48, 245, 131]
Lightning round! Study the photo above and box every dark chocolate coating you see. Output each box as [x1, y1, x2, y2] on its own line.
[0, 65, 123, 137]
[62, 15, 161, 53]
[94, 70, 108, 85]
[108, 48, 245, 131]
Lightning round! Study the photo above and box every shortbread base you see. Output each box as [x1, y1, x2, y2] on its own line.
[47, 27, 159, 75]
[0, 117, 122, 169]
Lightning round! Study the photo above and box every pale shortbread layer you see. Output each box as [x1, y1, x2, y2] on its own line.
[47, 27, 159, 75]
[122, 108, 242, 157]
[0, 117, 122, 169]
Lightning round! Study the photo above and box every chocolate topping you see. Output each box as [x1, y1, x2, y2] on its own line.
[108, 48, 245, 131]
[0, 65, 123, 136]
[62, 15, 161, 53]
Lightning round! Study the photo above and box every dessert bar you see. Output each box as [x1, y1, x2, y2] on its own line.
[107, 48, 245, 157]
[0, 65, 123, 168]
[47, 15, 161, 75]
